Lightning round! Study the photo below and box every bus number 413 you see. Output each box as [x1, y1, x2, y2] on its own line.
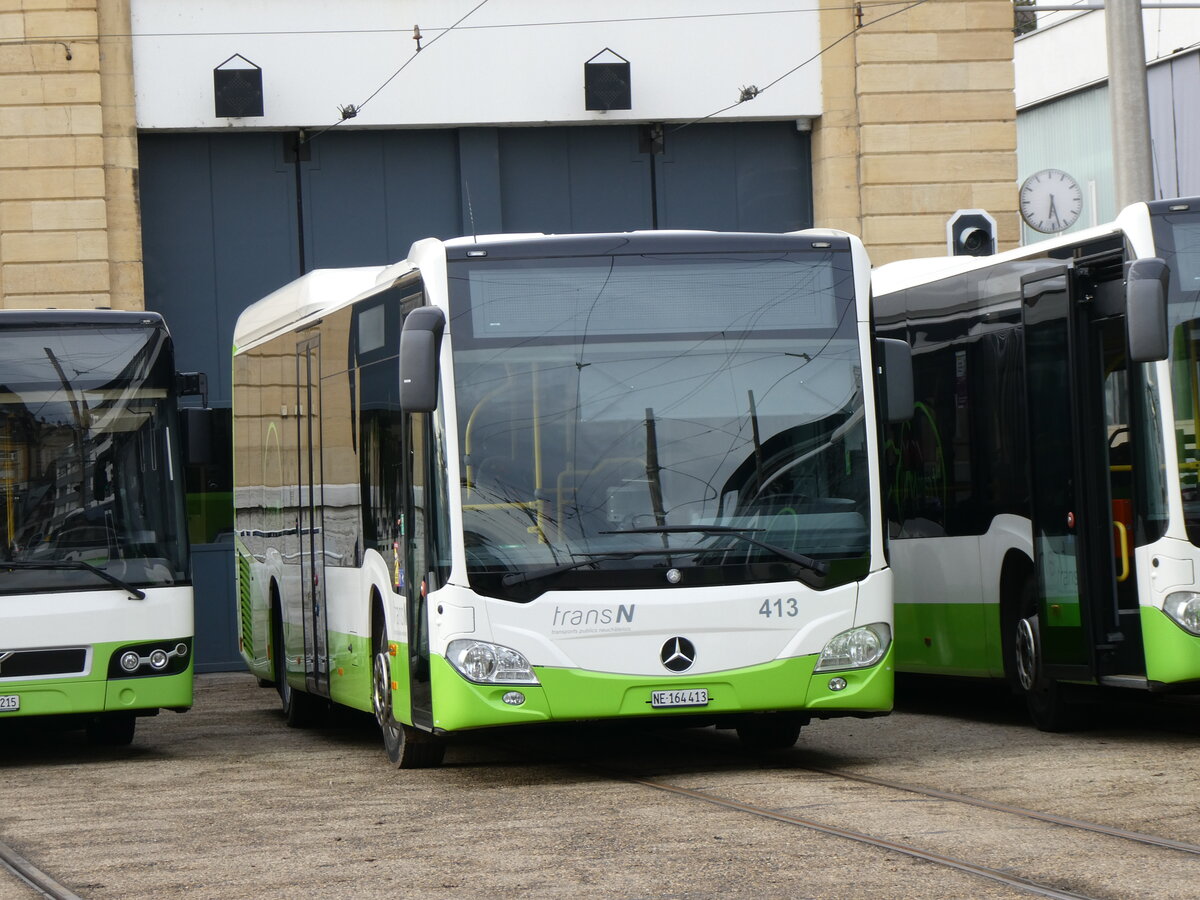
[759, 598, 799, 618]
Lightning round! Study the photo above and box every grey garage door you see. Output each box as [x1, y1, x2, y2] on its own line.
[139, 121, 813, 671]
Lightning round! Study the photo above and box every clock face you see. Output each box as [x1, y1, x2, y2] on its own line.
[1019, 169, 1083, 233]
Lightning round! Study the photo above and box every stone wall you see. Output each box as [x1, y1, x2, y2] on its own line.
[0, 0, 141, 310]
[813, 0, 1019, 264]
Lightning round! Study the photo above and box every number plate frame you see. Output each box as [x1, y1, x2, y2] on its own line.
[650, 688, 709, 708]
[0, 695, 19, 712]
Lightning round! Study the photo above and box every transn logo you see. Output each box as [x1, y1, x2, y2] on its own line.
[552, 604, 636, 627]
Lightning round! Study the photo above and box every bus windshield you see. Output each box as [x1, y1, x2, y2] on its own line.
[0, 324, 188, 594]
[448, 249, 869, 600]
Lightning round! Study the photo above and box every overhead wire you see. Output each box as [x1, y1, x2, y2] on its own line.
[671, 0, 935, 132]
[302, 0, 492, 142]
[0, 4, 921, 44]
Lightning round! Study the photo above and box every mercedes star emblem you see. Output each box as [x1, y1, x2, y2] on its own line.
[660, 637, 696, 672]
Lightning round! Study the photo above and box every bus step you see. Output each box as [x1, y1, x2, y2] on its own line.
[1098, 675, 1149, 690]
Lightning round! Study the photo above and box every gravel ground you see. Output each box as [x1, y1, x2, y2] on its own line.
[1, 672, 1196, 899]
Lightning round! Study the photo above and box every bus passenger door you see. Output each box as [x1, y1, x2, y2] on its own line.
[403, 410, 435, 729]
[296, 337, 330, 698]
[1021, 266, 1129, 685]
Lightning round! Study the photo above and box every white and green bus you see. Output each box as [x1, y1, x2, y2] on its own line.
[873, 197, 1200, 730]
[0, 310, 196, 745]
[233, 230, 910, 767]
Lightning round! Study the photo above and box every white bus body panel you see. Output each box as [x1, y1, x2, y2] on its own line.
[429, 569, 892, 677]
[1, 585, 193, 650]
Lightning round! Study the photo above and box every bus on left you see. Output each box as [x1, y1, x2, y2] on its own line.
[0, 310, 199, 745]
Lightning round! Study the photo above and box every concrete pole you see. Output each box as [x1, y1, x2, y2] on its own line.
[1105, 0, 1155, 205]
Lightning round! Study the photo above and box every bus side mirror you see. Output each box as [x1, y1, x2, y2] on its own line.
[399, 307, 446, 413]
[1126, 258, 1169, 363]
[176, 371, 208, 407]
[181, 406, 214, 466]
[875, 337, 914, 423]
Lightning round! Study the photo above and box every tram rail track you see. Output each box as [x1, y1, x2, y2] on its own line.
[619, 772, 1098, 900]
[799, 764, 1200, 856]
[585, 739, 1200, 900]
[0, 836, 82, 900]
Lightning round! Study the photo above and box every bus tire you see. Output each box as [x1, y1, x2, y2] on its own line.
[272, 596, 323, 728]
[86, 712, 135, 746]
[372, 613, 444, 769]
[1014, 578, 1082, 732]
[735, 714, 806, 752]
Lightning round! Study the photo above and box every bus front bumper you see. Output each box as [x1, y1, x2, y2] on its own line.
[422, 647, 893, 733]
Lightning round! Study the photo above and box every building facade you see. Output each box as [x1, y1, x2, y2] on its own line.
[1015, 7, 1200, 243]
[3, 0, 1020, 309]
[1, 0, 1020, 668]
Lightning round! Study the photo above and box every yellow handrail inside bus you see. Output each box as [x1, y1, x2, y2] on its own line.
[1113, 519, 1130, 583]
[463, 377, 519, 498]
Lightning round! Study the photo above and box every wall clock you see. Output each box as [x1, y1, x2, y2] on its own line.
[1019, 168, 1083, 234]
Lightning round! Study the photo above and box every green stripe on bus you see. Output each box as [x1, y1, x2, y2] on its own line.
[893, 601, 1004, 677]
[0, 639, 192, 718]
[1141, 606, 1200, 684]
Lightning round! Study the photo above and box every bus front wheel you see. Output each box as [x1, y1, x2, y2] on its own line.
[372, 632, 444, 769]
[735, 714, 806, 752]
[86, 712, 135, 746]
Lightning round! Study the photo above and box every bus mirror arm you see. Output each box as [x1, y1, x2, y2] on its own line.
[875, 337, 914, 423]
[399, 308, 446, 413]
[181, 407, 215, 466]
[1125, 258, 1169, 363]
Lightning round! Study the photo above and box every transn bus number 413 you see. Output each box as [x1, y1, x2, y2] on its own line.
[759, 598, 799, 618]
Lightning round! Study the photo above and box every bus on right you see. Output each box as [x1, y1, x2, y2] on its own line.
[872, 198, 1200, 730]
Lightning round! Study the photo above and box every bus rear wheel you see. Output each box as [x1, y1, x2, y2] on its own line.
[272, 601, 323, 728]
[372, 639, 444, 769]
[1013, 584, 1082, 732]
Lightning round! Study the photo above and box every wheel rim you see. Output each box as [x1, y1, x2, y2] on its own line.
[372, 651, 402, 746]
[1015, 616, 1038, 692]
[278, 667, 293, 709]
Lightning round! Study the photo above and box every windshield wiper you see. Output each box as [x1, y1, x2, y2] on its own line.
[502, 526, 829, 590]
[600, 525, 829, 576]
[501, 549, 673, 588]
[1, 560, 146, 600]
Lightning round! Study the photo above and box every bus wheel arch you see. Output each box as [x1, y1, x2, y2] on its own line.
[372, 592, 445, 769]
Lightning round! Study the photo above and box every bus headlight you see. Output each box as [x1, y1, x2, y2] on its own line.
[1163, 592, 1200, 635]
[814, 623, 891, 672]
[446, 639, 539, 685]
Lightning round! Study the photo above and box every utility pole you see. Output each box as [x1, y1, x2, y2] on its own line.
[1105, 0, 1155, 205]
